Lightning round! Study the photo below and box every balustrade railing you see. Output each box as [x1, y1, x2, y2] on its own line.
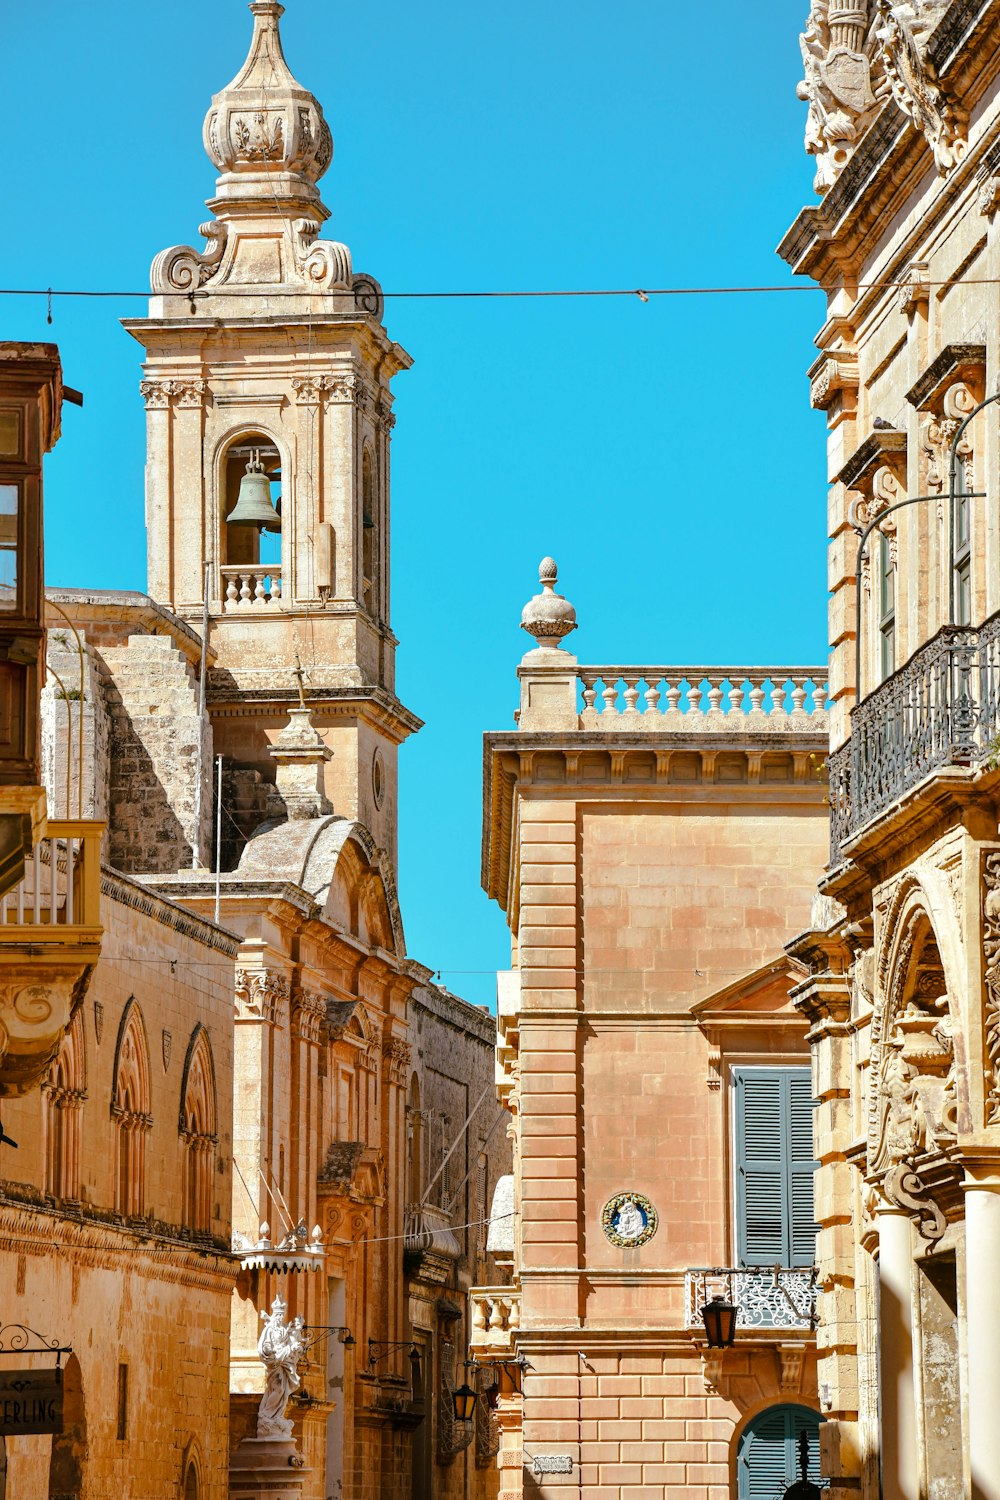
[0, 822, 102, 938]
[221, 564, 282, 609]
[469, 1287, 521, 1354]
[578, 666, 827, 730]
[684, 1267, 816, 1331]
[829, 609, 1000, 863]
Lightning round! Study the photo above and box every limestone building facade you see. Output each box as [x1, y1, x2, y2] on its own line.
[3, 6, 509, 1498]
[475, 562, 831, 1500]
[782, 4, 1000, 1499]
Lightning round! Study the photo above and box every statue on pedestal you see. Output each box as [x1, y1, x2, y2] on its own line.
[256, 1296, 306, 1439]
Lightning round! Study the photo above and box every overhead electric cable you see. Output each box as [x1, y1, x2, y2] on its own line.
[7, 274, 1000, 303]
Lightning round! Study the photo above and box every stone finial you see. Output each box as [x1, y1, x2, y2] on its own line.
[267, 706, 333, 820]
[203, 2, 333, 208]
[520, 558, 577, 652]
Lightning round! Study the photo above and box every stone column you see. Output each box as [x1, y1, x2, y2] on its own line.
[876, 1202, 918, 1500]
[963, 1154, 1000, 1500]
[789, 929, 860, 1500]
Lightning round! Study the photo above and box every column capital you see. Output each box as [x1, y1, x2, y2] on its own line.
[960, 1147, 1000, 1191]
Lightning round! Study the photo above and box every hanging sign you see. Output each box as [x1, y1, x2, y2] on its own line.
[0, 1368, 63, 1434]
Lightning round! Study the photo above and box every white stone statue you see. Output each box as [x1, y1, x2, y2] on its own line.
[256, 1295, 306, 1439]
[615, 1197, 645, 1241]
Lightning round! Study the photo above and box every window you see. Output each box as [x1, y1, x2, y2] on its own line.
[0, 483, 18, 611]
[116, 1364, 129, 1441]
[878, 529, 895, 681]
[361, 445, 378, 614]
[112, 1002, 151, 1218]
[43, 1012, 86, 1200]
[180, 1026, 217, 1235]
[733, 1067, 817, 1266]
[737, 1404, 823, 1498]
[954, 459, 972, 625]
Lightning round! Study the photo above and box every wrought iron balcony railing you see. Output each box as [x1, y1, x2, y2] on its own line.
[684, 1267, 816, 1332]
[829, 610, 1000, 863]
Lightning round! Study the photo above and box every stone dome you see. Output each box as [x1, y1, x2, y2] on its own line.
[202, 1, 334, 211]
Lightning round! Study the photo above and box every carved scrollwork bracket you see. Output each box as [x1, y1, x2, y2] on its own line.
[883, 1160, 946, 1242]
[292, 219, 352, 291]
[150, 222, 228, 294]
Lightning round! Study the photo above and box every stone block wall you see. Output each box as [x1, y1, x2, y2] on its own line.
[0, 864, 238, 1498]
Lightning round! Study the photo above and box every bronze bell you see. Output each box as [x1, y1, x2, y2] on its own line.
[228, 451, 281, 531]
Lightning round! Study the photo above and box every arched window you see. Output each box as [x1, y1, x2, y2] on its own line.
[179, 1026, 217, 1235]
[219, 432, 282, 602]
[112, 1001, 152, 1218]
[43, 1011, 86, 1200]
[180, 1439, 203, 1500]
[737, 1404, 823, 1498]
[361, 445, 378, 615]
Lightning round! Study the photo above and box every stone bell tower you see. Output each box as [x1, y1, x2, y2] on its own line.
[123, 1, 418, 867]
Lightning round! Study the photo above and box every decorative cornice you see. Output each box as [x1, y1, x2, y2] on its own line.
[837, 428, 908, 487]
[0, 1191, 235, 1291]
[905, 342, 986, 409]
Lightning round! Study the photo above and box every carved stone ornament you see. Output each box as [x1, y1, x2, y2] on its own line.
[883, 1160, 946, 1241]
[520, 558, 577, 650]
[601, 1191, 658, 1248]
[810, 352, 859, 411]
[980, 850, 1000, 1125]
[150, 222, 228, 294]
[797, 2, 884, 195]
[897, 261, 929, 316]
[161, 1028, 172, 1071]
[875, 0, 966, 176]
[921, 380, 975, 508]
[235, 968, 289, 1023]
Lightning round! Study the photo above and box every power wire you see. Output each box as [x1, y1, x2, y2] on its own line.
[11, 274, 1000, 303]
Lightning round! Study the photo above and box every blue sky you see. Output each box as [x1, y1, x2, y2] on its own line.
[5, 2, 827, 1005]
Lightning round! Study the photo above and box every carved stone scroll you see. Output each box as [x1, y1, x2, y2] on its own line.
[981, 850, 1000, 1124]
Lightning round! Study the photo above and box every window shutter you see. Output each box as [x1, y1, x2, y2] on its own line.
[739, 1407, 790, 1499]
[734, 1067, 817, 1267]
[737, 1404, 824, 1499]
[788, 1070, 819, 1267]
[735, 1070, 786, 1264]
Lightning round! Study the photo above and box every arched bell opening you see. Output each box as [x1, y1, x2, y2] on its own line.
[219, 431, 283, 586]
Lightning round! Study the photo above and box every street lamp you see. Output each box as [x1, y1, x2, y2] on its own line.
[452, 1379, 477, 1423]
[700, 1293, 738, 1349]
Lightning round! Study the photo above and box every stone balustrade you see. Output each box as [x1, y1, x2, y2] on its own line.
[0, 821, 102, 934]
[220, 563, 282, 610]
[0, 820, 103, 1094]
[578, 666, 828, 730]
[469, 1286, 521, 1355]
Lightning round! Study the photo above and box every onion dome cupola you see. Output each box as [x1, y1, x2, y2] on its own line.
[150, 1, 378, 307]
[203, 0, 333, 214]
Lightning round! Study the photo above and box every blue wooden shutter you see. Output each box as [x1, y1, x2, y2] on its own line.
[788, 1070, 819, 1266]
[737, 1404, 824, 1498]
[734, 1067, 817, 1266]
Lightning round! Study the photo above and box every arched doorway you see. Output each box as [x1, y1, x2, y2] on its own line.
[737, 1404, 823, 1498]
[47, 1354, 86, 1498]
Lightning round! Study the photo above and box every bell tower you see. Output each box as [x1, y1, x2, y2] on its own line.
[123, 1, 417, 868]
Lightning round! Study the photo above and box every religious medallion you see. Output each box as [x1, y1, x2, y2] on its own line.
[601, 1191, 658, 1247]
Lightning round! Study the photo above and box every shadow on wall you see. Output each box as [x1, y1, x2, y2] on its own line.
[108, 715, 191, 874]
